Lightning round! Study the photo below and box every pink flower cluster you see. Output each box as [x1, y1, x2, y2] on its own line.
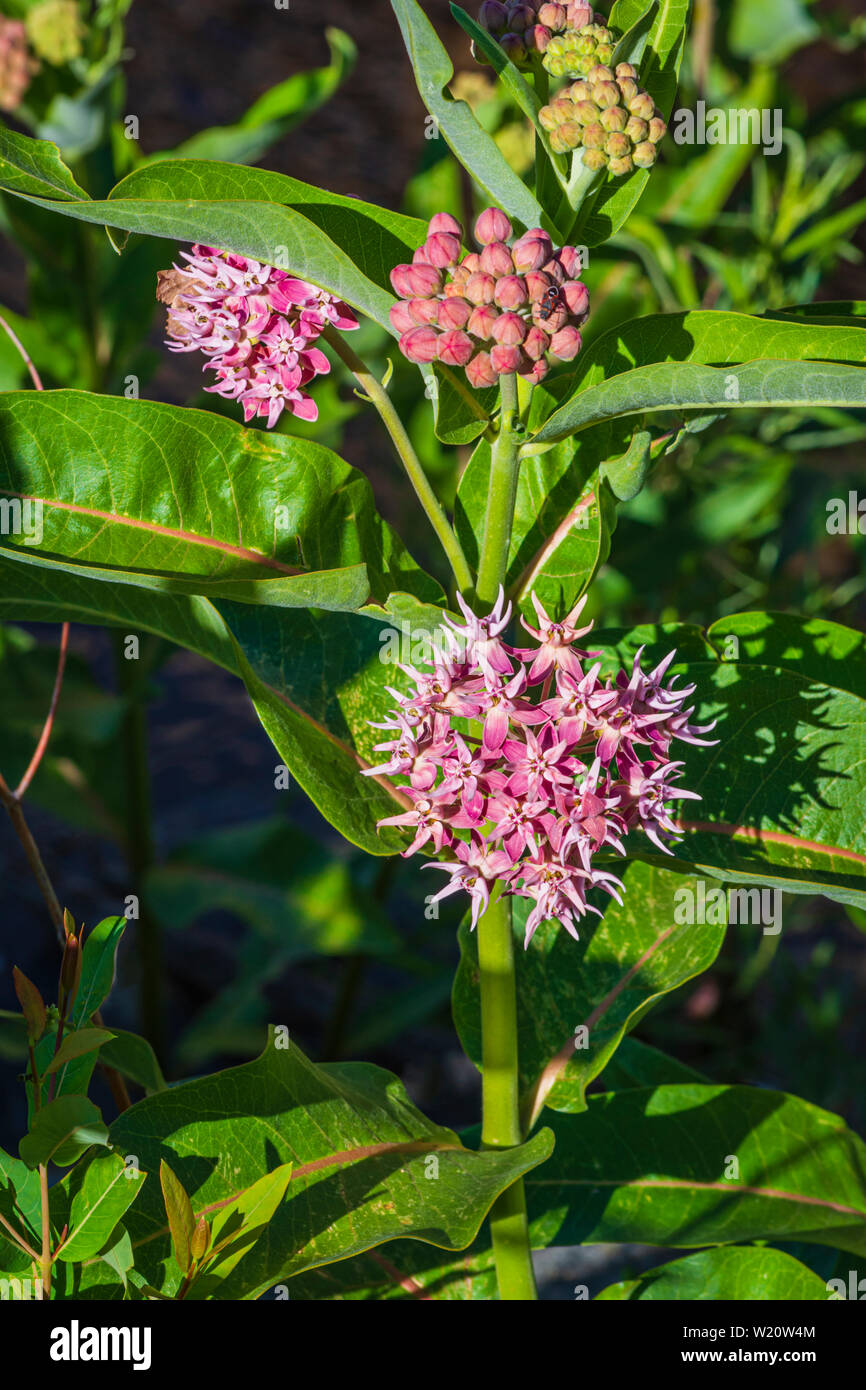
[477, 1, 599, 63]
[390, 208, 589, 389]
[159, 245, 358, 428]
[364, 591, 715, 946]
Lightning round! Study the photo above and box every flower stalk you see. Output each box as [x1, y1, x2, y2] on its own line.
[476, 373, 523, 607]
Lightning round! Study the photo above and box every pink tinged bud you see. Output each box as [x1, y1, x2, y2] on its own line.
[549, 325, 582, 360]
[428, 212, 464, 238]
[438, 329, 475, 366]
[494, 273, 528, 309]
[491, 311, 527, 347]
[533, 298, 568, 332]
[412, 247, 432, 264]
[528, 24, 553, 52]
[465, 272, 497, 306]
[409, 297, 440, 325]
[474, 207, 513, 246]
[558, 245, 582, 277]
[400, 326, 440, 363]
[491, 343, 525, 374]
[480, 241, 514, 277]
[437, 296, 471, 329]
[408, 263, 443, 297]
[389, 300, 415, 334]
[525, 270, 553, 302]
[524, 325, 550, 361]
[466, 350, 499, 388]
[479, 0, 508, 33]
[424, 232, 462, 268]
[562, 279, 590, 318]
[461, 252, 482, 274]
[542, 256, 567, 285]
[567, 1, 594, 25]
[512, 234, 552, 272]
[468, 304, 500, 339]
[521, 356, 550, 384]
[538, 2, 567, 27]
[390, 263, 416, 298]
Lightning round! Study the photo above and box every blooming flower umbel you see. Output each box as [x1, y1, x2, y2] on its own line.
[365, 591, 715, 946]
[391, 208, 589, 387]
[157, 245, 358, 427]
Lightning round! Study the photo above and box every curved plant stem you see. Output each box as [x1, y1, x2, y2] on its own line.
[0, 312, 43, 390]
[322, 326, 473, 593]
[15, 622, 70, 800]
[478, 890, 537, 1300]
[476, 373, 522, 607]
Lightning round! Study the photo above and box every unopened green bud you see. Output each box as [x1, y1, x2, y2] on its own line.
[604, 132, 631, 159]
[582, 122, 606, 150]
[574, 99, 599, 125]
[190, 1216, 210, 1263]
[618, 78, 639, 104]
[609, 154, 634, 176]
[601, 105, 628, 133]
[539, 104, 559, 131]
[587, 63, 615, 83]
[615, 62, 637, 80]
[582, 148, 608, 171]
[648, 115, 667, 144]
[625, 115, 649, 143]
[628, 91, 655, 121]
[632, 141, 657, 168]
[25, 0, 83, 65]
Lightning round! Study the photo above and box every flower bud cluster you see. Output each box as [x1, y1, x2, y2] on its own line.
[25, 0, 84, 66]
[476, 1, 603, 67]
[158, 245, 358, 428]
[365, 590, 715, 945]
[539, 63, 667, 172]
[0, 17, 38, 111]
[390, 209, 589, 387]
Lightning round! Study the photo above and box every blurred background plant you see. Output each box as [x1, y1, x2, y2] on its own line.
[0, 0, 864, 1298]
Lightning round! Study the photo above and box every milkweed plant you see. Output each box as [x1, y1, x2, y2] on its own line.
[0, 0, 864, 1307]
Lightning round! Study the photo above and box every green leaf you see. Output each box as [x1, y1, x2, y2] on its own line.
[98, 1029, 167, 1094]
[588, 621, 866, 908]
[532, 358, 866, 444]
[0, 156, 428, 335]
[0, 1145, 41, 1266]
[431, 363, 496, 447]
[600, 428, 652, 501]
[109, 1031, 553, 1299]
[551, 309, 866, 403]
[728, 0, 819, 65]
[0, 391, 440, 612]
[707, 611, 866, 699]
[453, 861, 725, 1121]
[150, 28, 357, 166]
[191, 1164, 294, 1296]
[527, 1084, 866, 1257]
[72, 916, 126, 1026]
[597, 1246, 830, 1300]
[599, 1036, 708, 1090]
[160, 1160, 195, 1275]
[44, 1027, 115, 1075]
[0, 558, 445, 856]
[0, 123, 88, 200]
[19, 1095, 109, 1169]
[390, 0, 549, 234]
[52, 1151, 146, 1262]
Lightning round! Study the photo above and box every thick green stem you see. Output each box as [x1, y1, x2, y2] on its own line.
[322, 326, 473, 592]
[478, 891, 537, 1300]
[476, 374, 522, 608]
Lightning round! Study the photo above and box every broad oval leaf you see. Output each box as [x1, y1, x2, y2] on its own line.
[596, 1245, 830, 1300]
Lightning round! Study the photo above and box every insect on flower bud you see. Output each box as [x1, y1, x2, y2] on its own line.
[400, 326, 440, 363]
[475, 207, 513, 246]
[525, 270, 552, 301]
[466, 350, 499, 388]
[438, 329, 475, 366]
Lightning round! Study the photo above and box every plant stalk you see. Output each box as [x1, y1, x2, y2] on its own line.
[478, 890, 537, 1300]
[475, 373, 522, 607]
[322, 326, 473, 592]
